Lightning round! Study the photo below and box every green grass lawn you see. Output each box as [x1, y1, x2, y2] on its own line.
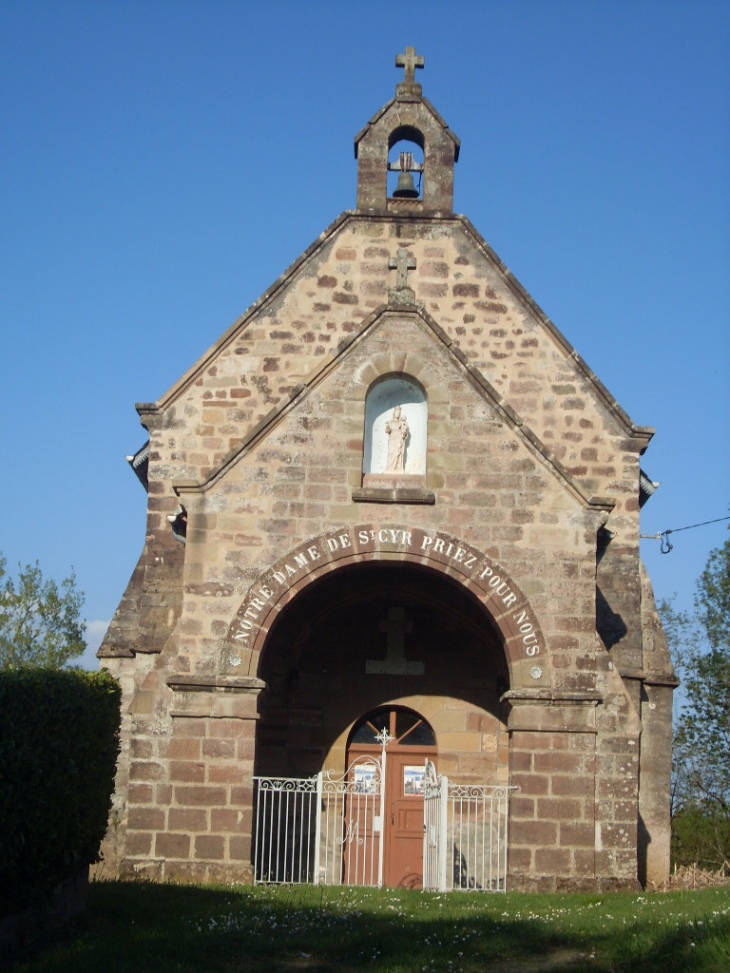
[8, 881, 730, 973]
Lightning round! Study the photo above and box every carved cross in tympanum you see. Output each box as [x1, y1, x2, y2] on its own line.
[366, 606, 424, 675]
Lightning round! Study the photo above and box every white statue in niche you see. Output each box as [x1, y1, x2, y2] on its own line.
[362, 377, 426, 477]
[385, 406, 409, 472]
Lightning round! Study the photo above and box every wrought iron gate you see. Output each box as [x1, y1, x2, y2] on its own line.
[253, 754, 385, 886]
[253, 757, 515, 890]
[423, 761, 516, 892]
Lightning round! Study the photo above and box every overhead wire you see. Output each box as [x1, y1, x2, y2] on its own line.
[640, 515, 730, 554]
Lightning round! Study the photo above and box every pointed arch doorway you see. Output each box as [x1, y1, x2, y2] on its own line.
[347, 706, 436, 889]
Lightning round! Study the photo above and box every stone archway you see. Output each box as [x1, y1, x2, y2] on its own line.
[222, 524, 549, 696]
[252, 558, 510, 787]
[250, 555, 514, 889]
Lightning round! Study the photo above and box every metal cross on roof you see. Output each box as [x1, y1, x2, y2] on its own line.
[395, 46, 424, 85]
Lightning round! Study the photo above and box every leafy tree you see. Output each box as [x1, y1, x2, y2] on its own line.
[661, 527, 730, 870]
[0, 554, 86, 670]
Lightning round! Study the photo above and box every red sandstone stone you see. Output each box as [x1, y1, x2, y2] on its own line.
[155, 832, 191, 859]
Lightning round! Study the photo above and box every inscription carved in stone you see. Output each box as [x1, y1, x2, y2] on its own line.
[226, 526, 544, 669]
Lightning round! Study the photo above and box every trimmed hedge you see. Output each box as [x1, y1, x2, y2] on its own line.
[0, 668, 121, 912]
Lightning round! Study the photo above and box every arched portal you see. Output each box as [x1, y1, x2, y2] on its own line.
[226, 525, 550, 694]
[254, 561, 510, 790]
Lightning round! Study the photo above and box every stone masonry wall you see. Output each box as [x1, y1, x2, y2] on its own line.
[118, 703, 258, 884]
[121, 213, 650, 680]
[101, 306, 646, 888]
[153, 216, 647, 502]
[175, 313, 603, 684]
[98, 212, 668, 889]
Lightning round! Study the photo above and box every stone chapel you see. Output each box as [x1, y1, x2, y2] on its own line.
[99, 48, 677, 892]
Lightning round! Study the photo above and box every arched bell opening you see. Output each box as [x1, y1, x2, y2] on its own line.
[387, 125, 425, 199]
[254, 560, 510, 786]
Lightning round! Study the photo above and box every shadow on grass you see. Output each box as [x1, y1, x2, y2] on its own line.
[605, 909, 730, 973]
[7, 882, 730, 973]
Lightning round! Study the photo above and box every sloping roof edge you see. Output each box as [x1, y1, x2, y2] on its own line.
[138, 212, 653, 453]
[147, 210, 356, 413]
[456, 214, 655, 448]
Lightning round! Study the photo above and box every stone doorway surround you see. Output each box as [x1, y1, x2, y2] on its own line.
[252, 550, 510, 786]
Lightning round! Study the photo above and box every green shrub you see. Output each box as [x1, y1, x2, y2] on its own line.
[0, 668, 121, 912]
[672, 804, 730, 871]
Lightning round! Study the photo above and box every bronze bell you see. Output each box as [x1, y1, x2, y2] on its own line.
[393, 171, 419, 198]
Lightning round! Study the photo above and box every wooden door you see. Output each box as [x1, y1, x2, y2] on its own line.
[346, 706, 436, 889]
[384, 750, 431, 888]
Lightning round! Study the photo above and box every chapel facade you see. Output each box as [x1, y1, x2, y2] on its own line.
[99, 49, 676, 892]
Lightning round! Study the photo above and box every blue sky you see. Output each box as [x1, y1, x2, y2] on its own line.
[1, 1, 728, 668]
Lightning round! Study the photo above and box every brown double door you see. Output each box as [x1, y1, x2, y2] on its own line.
[346, 707, 437, 889]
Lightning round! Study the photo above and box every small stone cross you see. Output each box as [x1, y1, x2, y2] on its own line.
[388, 249, 417, 306]
[396, 46, 425, 85]
[366, 607, 424, 675]
[389, 249, 416, 290]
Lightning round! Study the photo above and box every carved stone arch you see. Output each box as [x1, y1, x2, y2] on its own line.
[222, 524, 552, 694]
[388, 123, 425, 153]
[351, 343, 447, 402]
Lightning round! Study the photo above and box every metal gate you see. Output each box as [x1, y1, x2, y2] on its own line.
[423, 760, 516, 892]
[254, 757, 515, 890]
[253, 754, 385, 886]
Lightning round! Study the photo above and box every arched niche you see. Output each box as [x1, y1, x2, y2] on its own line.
[363, 375, 427, 478]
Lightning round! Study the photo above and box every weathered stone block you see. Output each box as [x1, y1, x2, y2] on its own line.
[194, 835, 225, 860]
[155, 832, 191, 859]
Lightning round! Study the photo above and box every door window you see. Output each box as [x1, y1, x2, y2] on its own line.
[349, 707, 436, 748]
